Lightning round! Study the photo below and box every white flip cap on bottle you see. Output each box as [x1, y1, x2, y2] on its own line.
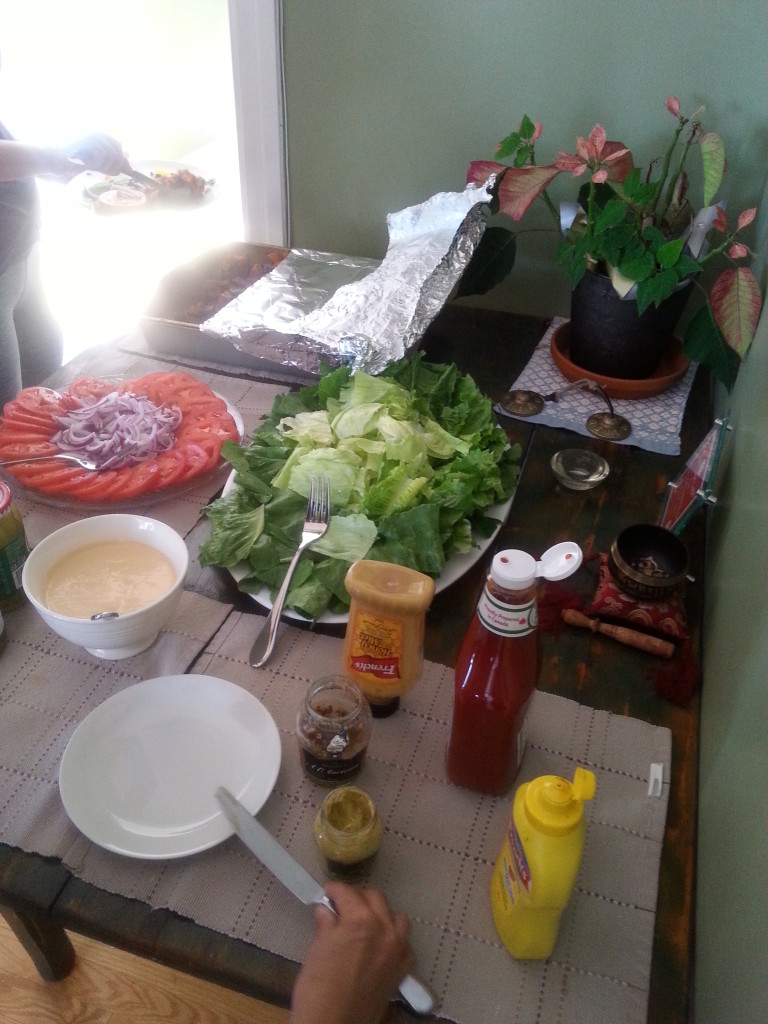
[490, 542, 583, 588]
[490, 550, 538, 588]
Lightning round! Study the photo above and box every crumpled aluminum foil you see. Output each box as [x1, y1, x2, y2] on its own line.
[200, 182, 492, 376]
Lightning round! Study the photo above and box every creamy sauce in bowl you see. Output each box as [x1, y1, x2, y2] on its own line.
[43, 540, 177, 618]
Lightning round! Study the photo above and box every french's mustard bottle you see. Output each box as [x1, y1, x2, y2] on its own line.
[342, 559, 434, 717]
[491, 767, 596, 959]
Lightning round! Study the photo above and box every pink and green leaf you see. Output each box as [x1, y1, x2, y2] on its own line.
[699, 132, 725, 208]
[709, 266, 762, 356]
[467, 161, 561, 221]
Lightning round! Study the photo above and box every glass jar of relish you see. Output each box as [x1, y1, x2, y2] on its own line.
[296, 676, 372, 785]
[314, 785, 383, 879]
[0, 483, 30, 611]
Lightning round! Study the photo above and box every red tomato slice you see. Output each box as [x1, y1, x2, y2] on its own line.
[31, 468, 95, 496]
[66, 469, 122, 501]
[74, 468, 143, 502]
[120, 371, 183, 398]
[185, 434, 224, 467]
[11, 386, 63, 416]
[109, 461, 163, 499]
[2, 400, 57, 431]
[148, 449, 190, 490]
[175, 416, 238, 447]
[0, 427, 56, 446]
[1, 416, 54, 438]
[125, 370, 201, 405]
[176, 398, 231, 421]
[125, 459, 163, 495]
[11, 463, 88, 495]
[64, 377, 116, 403]
[0, 440, 60, 460]
[174, 442, 214, 483]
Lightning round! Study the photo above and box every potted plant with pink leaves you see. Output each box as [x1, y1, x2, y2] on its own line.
[466, 96, 763, 387]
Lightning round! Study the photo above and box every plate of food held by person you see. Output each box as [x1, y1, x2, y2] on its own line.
[79, 159, 216, 212]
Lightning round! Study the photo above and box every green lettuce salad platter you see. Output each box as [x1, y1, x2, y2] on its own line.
[199, 354, 521, 621]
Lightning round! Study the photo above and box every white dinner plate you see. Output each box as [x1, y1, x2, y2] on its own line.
[222, 471, 515, 625]
[59, 675, 281, 859]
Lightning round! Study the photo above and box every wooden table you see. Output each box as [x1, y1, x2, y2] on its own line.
[0, 306, 707, 1023]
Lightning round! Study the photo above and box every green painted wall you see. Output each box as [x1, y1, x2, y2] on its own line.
[281, 3, 768, 1021]
[282, 0, 768, 320]
[700, 302, 768, 1023]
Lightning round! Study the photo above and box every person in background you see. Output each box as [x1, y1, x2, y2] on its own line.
[0, 115, 130, 408]
[290, 882, 415, 1024]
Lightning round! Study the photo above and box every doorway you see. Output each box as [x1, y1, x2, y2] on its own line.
[1, 0, 246, 361]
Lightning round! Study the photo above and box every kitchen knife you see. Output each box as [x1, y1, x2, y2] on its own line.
[124, 166, 164, 191]
[215, 786, 434, 1016]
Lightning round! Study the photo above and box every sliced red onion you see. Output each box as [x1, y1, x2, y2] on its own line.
[51, 391, 182, 462]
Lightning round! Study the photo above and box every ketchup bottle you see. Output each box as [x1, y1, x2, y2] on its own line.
[445, 543, 582, 796]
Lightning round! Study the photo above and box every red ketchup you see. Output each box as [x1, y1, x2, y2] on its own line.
[446, 549, 542, 796]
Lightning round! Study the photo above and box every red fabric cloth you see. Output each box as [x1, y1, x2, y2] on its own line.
[587, 554, 688, 640]
[540, 553, 700, 707]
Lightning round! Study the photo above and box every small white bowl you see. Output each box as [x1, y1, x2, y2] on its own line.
[22, 514, 188, 659]
[551, 449, 610, 491]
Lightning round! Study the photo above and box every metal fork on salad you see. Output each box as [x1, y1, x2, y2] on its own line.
[249, 476, 331, 668]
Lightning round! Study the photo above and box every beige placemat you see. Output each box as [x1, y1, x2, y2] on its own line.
[0, 601, 670, 1024]
[0, 592, 232, 854]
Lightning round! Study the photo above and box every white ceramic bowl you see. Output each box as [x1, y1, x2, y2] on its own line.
[22, 514, 189, 660]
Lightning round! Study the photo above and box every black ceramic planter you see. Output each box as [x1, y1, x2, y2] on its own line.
[569, 271, 691, 380]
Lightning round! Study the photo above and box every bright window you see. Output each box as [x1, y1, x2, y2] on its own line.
[1, 0, 285, 361]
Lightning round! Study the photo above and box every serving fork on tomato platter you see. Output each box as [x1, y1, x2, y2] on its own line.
[0, 442, 140, 472]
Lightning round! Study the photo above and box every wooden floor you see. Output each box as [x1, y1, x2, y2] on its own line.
[0, 914, 290, 1024]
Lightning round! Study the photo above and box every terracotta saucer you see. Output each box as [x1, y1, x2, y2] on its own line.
[550, 321, 691, 400]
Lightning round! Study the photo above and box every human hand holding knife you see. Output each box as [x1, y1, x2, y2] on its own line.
[215, 787, 435, 1016]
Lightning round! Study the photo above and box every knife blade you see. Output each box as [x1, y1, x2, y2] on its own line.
[215, 787, 434, 1016]
[124, 166, 164, 191]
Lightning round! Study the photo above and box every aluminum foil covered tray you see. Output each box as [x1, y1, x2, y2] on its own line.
[141, 242, 297, 375]
[142, 183, 492, 381]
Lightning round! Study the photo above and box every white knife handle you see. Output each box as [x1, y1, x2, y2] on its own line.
[397, 973, 435, 1015]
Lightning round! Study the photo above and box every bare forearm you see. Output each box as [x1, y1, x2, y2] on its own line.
[0, 134, 129, 182]
[0, 140, 76, 181]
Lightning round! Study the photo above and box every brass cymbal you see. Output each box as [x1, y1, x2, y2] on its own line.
[500, 389, 545, 417]
[586, 411, 632, 441]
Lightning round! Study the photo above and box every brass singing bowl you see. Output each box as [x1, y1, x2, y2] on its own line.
[608, 524, 688, 601]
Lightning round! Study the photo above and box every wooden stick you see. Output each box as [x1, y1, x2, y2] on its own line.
[561, 608, 675, 658]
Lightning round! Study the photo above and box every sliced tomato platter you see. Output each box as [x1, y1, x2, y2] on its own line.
[0, 371, 242, 503]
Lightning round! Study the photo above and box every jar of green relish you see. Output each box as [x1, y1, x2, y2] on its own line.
[313, 786, 383, 879]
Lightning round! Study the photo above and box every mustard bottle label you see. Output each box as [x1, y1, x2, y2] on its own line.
[347, 610, 403, 681]
[496, 820, 532, 913]
[509, 820, 532, 895]
[477, 589, 537, 638]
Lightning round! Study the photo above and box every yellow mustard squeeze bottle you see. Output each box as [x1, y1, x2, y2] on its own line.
[342, 559, 435, 717]
[491, 767, 596, 959]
